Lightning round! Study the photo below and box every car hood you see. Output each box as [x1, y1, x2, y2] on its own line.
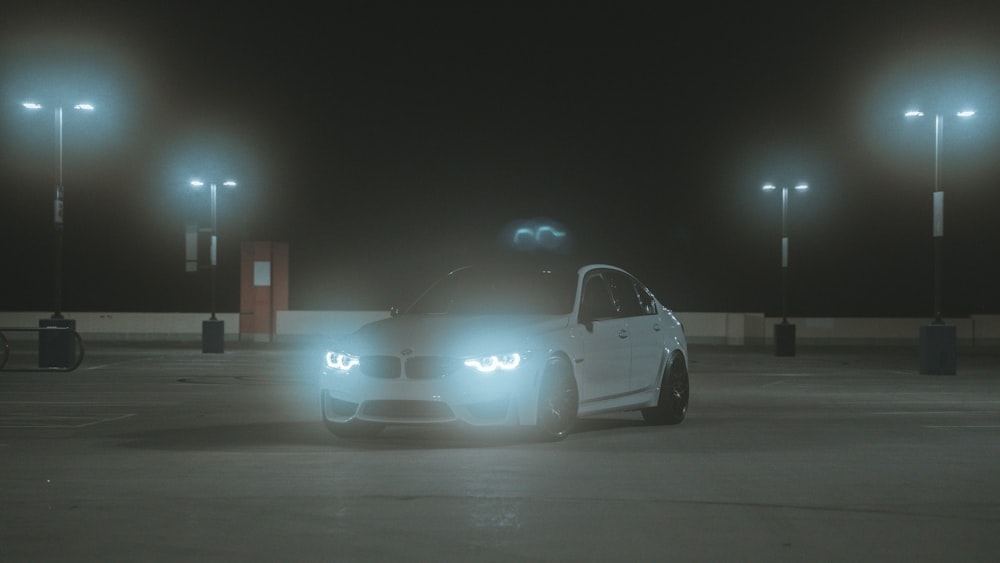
[333, 314, 570, 357]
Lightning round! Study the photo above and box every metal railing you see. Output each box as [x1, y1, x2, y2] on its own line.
[0, 327, 85, 372]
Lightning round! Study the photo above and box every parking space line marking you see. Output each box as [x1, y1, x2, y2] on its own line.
[0, 413, 136, 429]
[923, 425, 1000, 429]
[86, 356, 167, 370]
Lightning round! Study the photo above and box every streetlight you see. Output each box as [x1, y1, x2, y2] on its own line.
[190, 178, 237, 353]
[904, 108, 975, 374]
[23, 101, 94, 369]
[762, 182, 808, 356]
[22, 101, 95, 319]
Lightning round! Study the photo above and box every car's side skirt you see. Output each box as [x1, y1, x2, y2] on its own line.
[577, 387, 658, 417]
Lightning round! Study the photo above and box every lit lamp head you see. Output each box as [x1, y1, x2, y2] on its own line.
[762, 183, 808, 192]
[190, 179, 237, 188]
[905, 109, 975, 118]
[21, 102, 94, 112]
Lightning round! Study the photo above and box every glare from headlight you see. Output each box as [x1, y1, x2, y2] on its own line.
[325, 351, 360, 371]
[464, 352, 521, 373]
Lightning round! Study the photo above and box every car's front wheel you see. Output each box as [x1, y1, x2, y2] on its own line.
[534, 357, 578, 441]
[642, 353, 689, 425]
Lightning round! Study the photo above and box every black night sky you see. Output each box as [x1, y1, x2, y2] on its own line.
[2, 2, 1000, 318]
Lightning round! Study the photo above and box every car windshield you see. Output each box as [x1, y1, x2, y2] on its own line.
[405, 266, 577, 315]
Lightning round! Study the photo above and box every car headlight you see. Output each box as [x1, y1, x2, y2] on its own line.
[464, 352, 521, 373]
[325, 351, 360, 372]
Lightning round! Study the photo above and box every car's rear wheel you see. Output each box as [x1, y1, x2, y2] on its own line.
[534, 357, 578, 441]
[642, 353, 689, 425]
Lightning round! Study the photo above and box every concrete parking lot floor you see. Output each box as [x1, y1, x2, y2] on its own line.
[1, 342, 998, 562]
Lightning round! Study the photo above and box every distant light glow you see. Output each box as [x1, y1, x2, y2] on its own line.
[190, 179, 205, 188]
[22, 102, 43, 109]
[762, 184, 776, 191]
[957, 110, 975, 117]
[905, 110, 924, 117]
[503, 217, 572, 253]
[514, 225, 565, 244]
[74, 103, 95, 111]
[536, 225, 565, 239]
[464, 352, 521, 373]
[795, 183, 809, 191]
[223, 180, 237, 187]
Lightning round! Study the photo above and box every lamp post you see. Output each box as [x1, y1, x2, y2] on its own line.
[763, 182, 808, 356]
[905, 109, 974, 375]
[23, 101, 94, 368]
[190, 179, 236, 353]
[22, 102, 95, 319]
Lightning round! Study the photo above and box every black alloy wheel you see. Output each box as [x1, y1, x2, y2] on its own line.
[642, 354, 689, 425]
[534, 357, 579, 441]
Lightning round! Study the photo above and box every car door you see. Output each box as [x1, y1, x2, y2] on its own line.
[575, 271, 631, 401]
[607, 271, 664, 393]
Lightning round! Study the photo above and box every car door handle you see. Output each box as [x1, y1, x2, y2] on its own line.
[618, 329, 629, 339]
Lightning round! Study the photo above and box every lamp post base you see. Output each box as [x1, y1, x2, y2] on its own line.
[774, 322, 796, 357]
[919, 324, 956, 375]
[202, 319, 225, 354]
[39, 318, 76, 368]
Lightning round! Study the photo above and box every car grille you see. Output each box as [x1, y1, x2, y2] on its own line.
[405, 356, 464, 380]
[359, 355, 401, 379]
[361, 400, 455, 420]
[358, 355, 464, 380]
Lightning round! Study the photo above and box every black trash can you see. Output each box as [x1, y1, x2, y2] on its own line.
[39, 318, 76, 369]
[202, 319, 225, 353]
[919, 324, 956, 375]
[774, 322, 796, 357]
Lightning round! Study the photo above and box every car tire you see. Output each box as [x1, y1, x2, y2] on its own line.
[642, 353, 689, 426]
[534, 357, 578, 441]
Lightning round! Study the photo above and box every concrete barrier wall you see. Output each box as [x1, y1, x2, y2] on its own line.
[972, 315, 1000, 345]
[2, 311, 998, 346]
[672, 312, 766, 346]
[0, 312, 240, 341]
[763, 316, 999, 346]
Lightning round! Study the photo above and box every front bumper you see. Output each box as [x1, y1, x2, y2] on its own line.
[320, 367, 528, 426]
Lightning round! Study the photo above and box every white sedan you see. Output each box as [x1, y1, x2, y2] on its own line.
[319, 262, 689, 441]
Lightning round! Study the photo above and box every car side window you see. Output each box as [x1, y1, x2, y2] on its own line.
[580, 275, 617, 320]
[606, 271, 643, 318]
